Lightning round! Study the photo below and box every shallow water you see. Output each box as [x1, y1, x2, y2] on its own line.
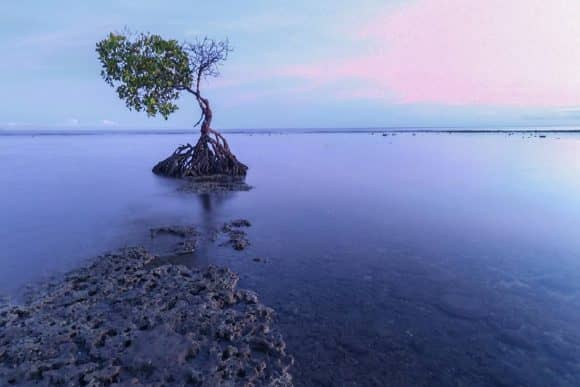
[1, 131, 580, 386]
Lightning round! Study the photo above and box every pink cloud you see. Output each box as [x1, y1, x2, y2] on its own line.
[283, 0, 580, 106]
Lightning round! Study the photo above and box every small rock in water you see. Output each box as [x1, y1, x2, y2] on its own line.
[220, 219, 252, 251]
[174, 238, 197, 255]
[230, 219, 251, 228]
[231, 232, 249, 251]
[234, 239, 249, 251]
[150, 225, 197, 239]
[222, 218, 251, 232]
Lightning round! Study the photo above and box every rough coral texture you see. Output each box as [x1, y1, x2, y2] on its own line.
[149, 225, 198, 239]
[220, 220, 252, 251]
[0, 248, 293, 386]
[150, 226, 199, 255]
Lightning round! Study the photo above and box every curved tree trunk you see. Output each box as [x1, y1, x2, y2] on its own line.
[199, 95, 212, 135]
[152, 93, 248, 179]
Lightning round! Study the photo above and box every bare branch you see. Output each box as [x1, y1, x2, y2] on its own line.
[184, 37, 232, 91]
[193, 112, 204, 127]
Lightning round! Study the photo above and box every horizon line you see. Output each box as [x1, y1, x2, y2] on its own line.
[2, 126, 580, 136]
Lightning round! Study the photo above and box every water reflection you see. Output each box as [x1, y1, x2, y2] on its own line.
[190, 192, 237, 267]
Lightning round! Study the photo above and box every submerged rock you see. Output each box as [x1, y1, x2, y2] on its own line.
[179, 175, 252, 194]
[227, 219, 252, 229]
[229, 232, 249, 251]
[150, 225, 197, 239]
[221, 220, 252, 251]
[0, 295, 8, 313]
[0, 248, 293, 386]
[434, 292, 489, 320]
[150, 226, 198, 256]
[149, 219, 253, 254]
[174, 239, 197, 255]
[220, 230, 250, 251]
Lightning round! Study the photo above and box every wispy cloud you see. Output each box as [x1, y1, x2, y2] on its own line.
[0, 16, 121, 72]
[279, 0, 580, 107]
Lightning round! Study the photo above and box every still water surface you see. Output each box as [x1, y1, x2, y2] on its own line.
[1, 132, 580, 386]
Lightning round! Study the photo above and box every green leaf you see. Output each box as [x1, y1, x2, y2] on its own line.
[96, 32, 193, 119]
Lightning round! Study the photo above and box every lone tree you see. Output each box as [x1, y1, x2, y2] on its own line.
[96, 32, 248, 178]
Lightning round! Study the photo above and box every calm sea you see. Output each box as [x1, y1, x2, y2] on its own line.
[1, 131, 579, 386]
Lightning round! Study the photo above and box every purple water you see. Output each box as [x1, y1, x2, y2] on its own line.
[1, 131, 579, 386]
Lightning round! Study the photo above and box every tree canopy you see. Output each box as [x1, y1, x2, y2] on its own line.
[96, 32, 231, 120]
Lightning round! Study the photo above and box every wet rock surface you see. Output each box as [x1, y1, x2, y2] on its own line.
[150, 226, 199, 256]
[220, 220, 251, 251]
[224, 230, 250, 251]
[226, 219, 252, 229]
[149, 219, 253, 255]
[0, 248, 293, 386]
[174, 239, 197, 255]
[150, 225, 197, 239]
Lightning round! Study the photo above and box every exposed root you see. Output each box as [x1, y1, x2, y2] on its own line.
[152, 131, 248, 178]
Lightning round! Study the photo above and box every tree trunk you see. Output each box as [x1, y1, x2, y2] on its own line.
[199, 96, 212, 135]
[152, 95, 248, 179]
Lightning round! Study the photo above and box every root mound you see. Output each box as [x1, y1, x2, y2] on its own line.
[153, 133, 248, 178]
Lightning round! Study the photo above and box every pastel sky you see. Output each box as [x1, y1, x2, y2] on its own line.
[2, 0, 580, 130]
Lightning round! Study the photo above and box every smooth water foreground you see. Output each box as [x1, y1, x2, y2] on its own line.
[1, 132, 580, 386]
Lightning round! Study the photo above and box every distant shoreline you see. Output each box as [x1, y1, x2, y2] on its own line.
[2, 128, 580, 136]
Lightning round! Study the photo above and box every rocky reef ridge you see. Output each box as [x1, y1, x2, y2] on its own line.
[0, 248, 293, 386]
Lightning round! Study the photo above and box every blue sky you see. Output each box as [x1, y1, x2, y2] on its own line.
[2, 0, 580, 130]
